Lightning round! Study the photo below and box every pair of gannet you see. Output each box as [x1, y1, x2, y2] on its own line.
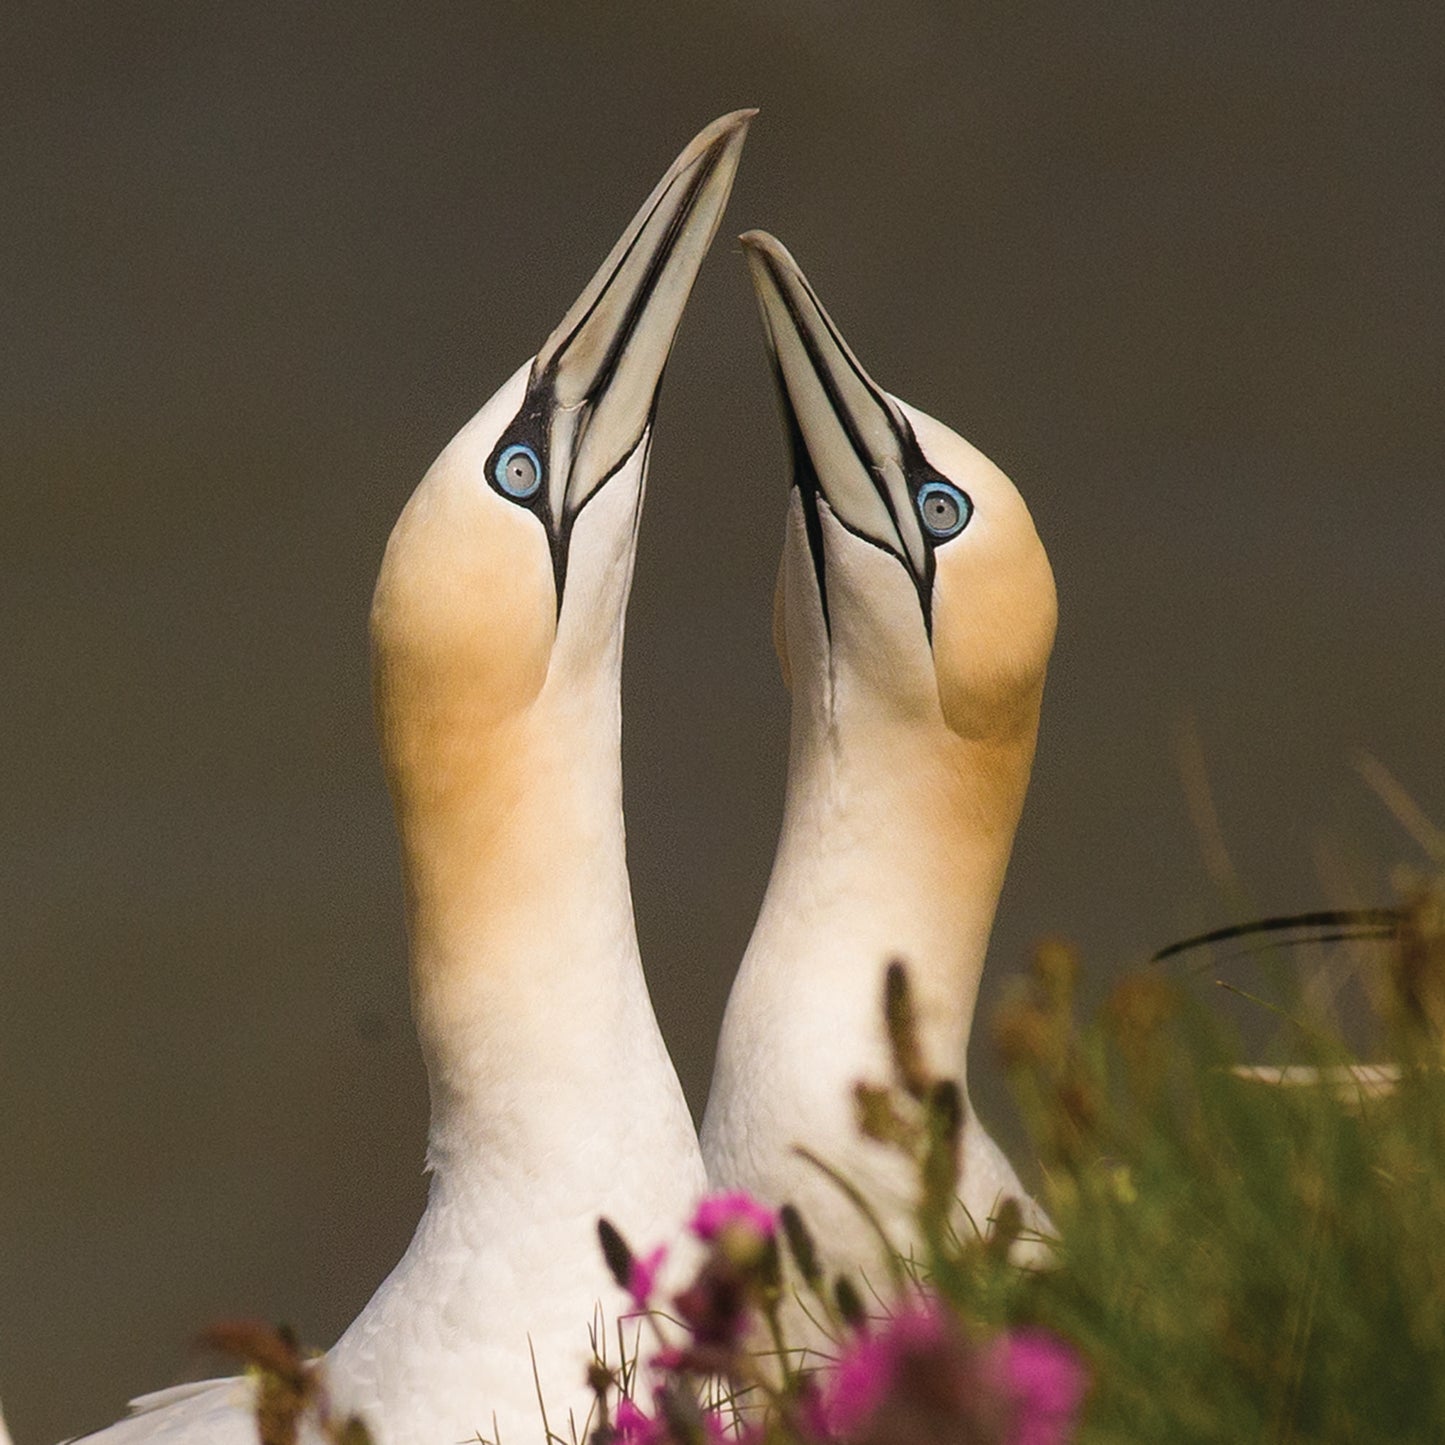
[40, 109, 1055, 1445]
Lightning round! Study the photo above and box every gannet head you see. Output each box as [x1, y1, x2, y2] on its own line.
[369, 113, 753, 809]
[741, 231, 1056, 755]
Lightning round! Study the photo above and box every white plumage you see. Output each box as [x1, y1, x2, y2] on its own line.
[61, 111, 753, 1445]
[702, 233, 1056, 1299]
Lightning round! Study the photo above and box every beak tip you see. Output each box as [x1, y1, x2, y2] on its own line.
[737, 229, 797, 272]
[689, 108, 759, 165]
[737, 231, 800, 309]
[537, 108, 756, 474]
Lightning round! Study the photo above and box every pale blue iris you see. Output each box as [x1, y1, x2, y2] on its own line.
[495, 443, 543, 499]
[916, 480, 971, 539]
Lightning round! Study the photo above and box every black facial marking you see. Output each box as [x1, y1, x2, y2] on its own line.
[771, 350, 832, 636]
[892, 415, 971, 640]
[484, 371, 653, 614]
[765, 267, 982, 640]
[483, 392, 550, 510]
[482, 386, 567, 604]
[483, 148, 723, 611]
[784, 374, 970, 645]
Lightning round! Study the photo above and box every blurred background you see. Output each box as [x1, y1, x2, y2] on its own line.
[1, 1, 1440, 1436]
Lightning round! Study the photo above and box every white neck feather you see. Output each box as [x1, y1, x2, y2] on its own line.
[702, 703, 1039, 1277]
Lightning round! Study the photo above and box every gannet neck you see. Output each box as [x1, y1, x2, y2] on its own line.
[701, 674, 1044, 1292]
[703, 231, 1054, 1291]
[369, 417, 662, 1160]
[396, 662, 639, 1156]
[351, 471, 703, 1441]
[741, 688, 1039, 1097]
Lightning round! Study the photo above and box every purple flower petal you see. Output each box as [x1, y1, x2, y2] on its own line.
[614, 1397, 664, 1444]
[626, 1244, 668, 1308]
[989, 1329, 1088, 1445]
[817, 1295, 953, 1434]
[689, 1190, 779, 1242]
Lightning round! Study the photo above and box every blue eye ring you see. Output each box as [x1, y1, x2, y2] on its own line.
[495, 442, 543, 499]
[916, 480, 972, 539]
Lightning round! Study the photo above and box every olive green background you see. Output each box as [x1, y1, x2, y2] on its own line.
[2, 2, 1441, 1437]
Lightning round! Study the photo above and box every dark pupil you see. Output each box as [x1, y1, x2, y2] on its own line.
[927, 494, 957, 529]
[509, 456, 535, 489]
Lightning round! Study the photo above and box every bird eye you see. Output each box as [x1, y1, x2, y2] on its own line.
[495, 443, 542, 499]
[916, 480, 971, 539]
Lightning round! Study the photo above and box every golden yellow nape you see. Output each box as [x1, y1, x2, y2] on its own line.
[371, 366, 557, 810]
[905, 402, 1057, 745]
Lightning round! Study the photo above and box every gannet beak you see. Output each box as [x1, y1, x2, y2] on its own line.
[533, 109, 756, 525]
[740, 230, 932, 598]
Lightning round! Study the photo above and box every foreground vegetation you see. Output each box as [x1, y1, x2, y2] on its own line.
[220, 841, 1445, 1444]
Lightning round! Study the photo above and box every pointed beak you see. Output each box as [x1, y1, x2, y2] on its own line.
[740, 231, 930, 588]
[533, 110, 756, 523]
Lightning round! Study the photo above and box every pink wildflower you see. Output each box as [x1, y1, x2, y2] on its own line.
[815, 1296, 1085, 1444]
[614, 1397, 663, 1444]
[626, 1244, 668, 1308]
[986, 1329, 1088, 1445]
[701, 1410, 739, 1445]
[689, 1190, 778, 1243]
[819, 1296, 953, 1434]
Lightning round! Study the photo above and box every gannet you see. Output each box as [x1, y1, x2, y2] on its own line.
[700, 233, 1056, 1293]
[62, 110, 754, 1445]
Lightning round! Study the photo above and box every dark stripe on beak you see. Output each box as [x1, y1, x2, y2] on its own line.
[740, 230, 943, 634]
